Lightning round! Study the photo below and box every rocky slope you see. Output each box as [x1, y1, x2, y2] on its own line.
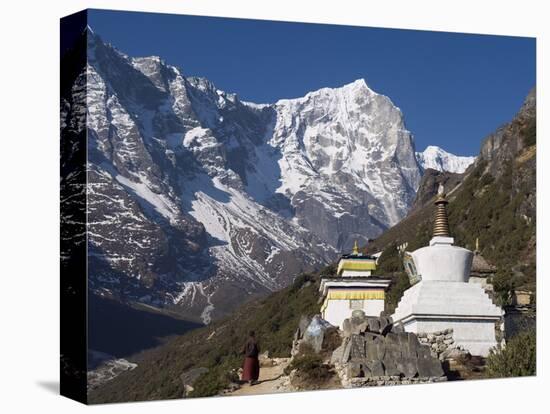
[416, 145, 476, 174]
[62, 27, 429, 323]
[409, 168, 464, 212]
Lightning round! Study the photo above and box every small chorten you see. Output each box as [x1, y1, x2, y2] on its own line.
[319, 241, 391, 328]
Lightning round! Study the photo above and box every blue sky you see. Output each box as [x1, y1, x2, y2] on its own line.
[89, 9, 535, 156]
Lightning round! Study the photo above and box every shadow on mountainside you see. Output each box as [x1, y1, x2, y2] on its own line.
[88, 294, 203, 365]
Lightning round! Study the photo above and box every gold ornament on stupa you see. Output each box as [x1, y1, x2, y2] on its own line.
[352, 240, 359, 255]
[433, 184, 451, 237]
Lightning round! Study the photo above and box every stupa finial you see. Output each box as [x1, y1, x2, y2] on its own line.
[433, 184, 451, 237]
[352, 240, 359, 255]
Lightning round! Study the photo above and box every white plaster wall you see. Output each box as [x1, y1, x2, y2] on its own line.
[323, 299, 384, 328]
[392, 281, 503, 322]
[341, 270, 372, 277]
[404, 319, 498, 356]
[412, 244, 473, 282]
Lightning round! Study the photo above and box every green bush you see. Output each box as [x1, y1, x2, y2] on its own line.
[486, 330, 536, 378]
[285, 345, 334, 384]
[385, 272, 410, 314]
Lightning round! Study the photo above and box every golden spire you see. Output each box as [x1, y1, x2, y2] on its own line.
[433, 184, 451, 237]
[352, 240, 359, 255]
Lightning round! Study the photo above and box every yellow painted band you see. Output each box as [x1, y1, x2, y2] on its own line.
[337, 260, 377, 274]
[326, 290, 385, 300]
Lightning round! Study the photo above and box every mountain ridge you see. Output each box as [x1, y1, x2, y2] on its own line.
[62, 28, 441, 323]
[416, 145, 476, 174]
[65, 28, 479, 325]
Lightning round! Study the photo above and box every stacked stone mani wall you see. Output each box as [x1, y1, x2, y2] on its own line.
[332, 310, 447, 387]
[416, 329, 466, 360]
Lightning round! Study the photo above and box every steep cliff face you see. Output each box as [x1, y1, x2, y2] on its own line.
[410, 169, 464, 212]
[480, 88, 536, 178]
[61, 28, 427, 322]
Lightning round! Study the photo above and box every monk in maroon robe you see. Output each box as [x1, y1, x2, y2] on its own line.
[241, 331, 260, 384]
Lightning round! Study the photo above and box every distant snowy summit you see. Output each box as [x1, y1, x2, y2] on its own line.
[416, 145, 476, 174]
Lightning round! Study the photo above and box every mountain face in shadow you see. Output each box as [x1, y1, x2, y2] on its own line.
[88, 294, 203, 361]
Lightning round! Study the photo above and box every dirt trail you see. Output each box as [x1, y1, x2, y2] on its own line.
[230, 359, 290, 396]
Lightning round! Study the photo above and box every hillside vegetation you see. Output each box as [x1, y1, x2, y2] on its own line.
[89, 267, 334, 403]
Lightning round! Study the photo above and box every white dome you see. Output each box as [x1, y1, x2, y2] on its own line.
[411, 237, 473, 282]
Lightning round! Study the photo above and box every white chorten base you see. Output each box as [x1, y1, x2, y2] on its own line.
[392, 281, 503, 357]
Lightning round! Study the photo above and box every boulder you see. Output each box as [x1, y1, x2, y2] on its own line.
[382, 358, 400, 376]
[351, 319, 368, 335]
[384, 333, 402, 359]
[417, 356, 444, 378]
[302, 315, 333, 353]
[396, 357, 418, 378]
[391, 323, 405, 333]
[351, 309, 367, 319]
[299, 315, 312, 338]
[417, 345, 432, 359]
[364, 331, 380, 343]
[364, 359, 385, 377]
[342, 318, 352, 337]
[374, 336, 387, 360]
[398, 332, 420, 358]
[347, 361, 363, 378]
[441, 347, 468, 361]
[341, 338, 352, 363]
[259, 351, 273, 367]
[181, 367, 209, 396]
[350, 311, 368, 334]
[349, 334, 366, 360]
[379, 316, 393, 335]
[331, 341, 347, 364]
[365, 340, 378, 361]
[367, 317, 381, 333]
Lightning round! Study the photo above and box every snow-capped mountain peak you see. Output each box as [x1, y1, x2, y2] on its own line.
[416, 145, 476, 174]
[63, 28, 425, 323]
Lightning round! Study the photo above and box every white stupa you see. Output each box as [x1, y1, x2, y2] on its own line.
[392, 185, 503, 357]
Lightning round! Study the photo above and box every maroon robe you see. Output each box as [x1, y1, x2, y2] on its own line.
[241, 337, 260, 381]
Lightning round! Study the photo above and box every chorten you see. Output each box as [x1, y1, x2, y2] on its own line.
[392, 185, 503, 356]
[319, 241, 391, 328]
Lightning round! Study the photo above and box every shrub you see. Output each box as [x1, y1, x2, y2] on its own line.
[385, 272, 410, 314]
[285, 349, 334, 385]
[486, 330, 536, 378]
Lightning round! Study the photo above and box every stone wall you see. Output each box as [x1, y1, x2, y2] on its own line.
[344, 375, 447, 388]
[416, 329, 466, 360]
[333, 311, 446, 386]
